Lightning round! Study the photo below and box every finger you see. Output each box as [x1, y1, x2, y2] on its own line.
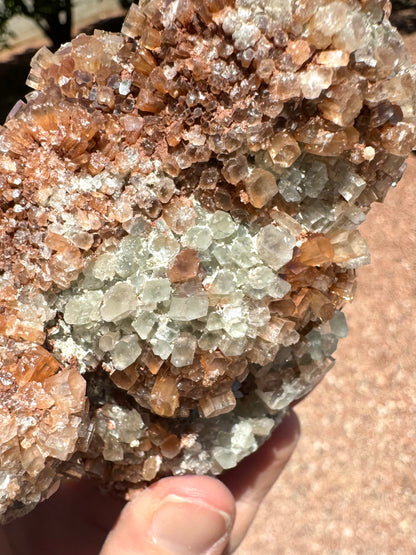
[100, 475, 235, 555]
[221, 409, 300, 552]
[0, 530, 13, 555]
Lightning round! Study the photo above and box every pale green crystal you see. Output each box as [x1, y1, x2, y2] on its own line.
[142, 278, 171, 304]
[256, 225, 296, 270]
[169, 294, 209, 321]
[210, 270, 236, 295]
[64, 291, 103, 325]
[91, 253, 117, 282]
[184, 226, 213, 251]
[132, 312, 157, 340]
[111, 334, 142, 370]
[230, 237, 259, 267]
[101, 282, 138, 322]
[210, 211, 236, 239]
[115, 236, 143, 278]
[171, 334, 197, 367]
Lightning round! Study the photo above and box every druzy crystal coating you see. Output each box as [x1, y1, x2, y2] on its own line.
[0, 0, 415, 522]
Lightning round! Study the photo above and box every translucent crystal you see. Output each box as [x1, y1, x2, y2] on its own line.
[142, 278, 171, 304]
[132, 312, 157, 340]
[184, 226, 213, 251]
[171, 334, 197, 367]
[230, 237, 260, 268]
[115, 236, 143, 278]
[148, 231, 180, 263]
[149, 372, 179, 417]
[256, 225, 296, 270]
[210, 270, 236, 295]
[245, 168, 278, 208]
[98, 331, 120, 352]
[329, 310, 348, 338]
[219, 335, 247, 356]
[151, 339, 173, 360]
[213, 447, 238, 470]
[111, 335, 142, 370]
[169, 293, 209, 321]
[199, 390, 236, 418]
[101, 283, 138, 322]
[268, 133, 301, 168]
[167, 249, 200, 282]
[300, 67, 333, 99]
[210, 211, 237, 239]
[64, 291, 103, 325]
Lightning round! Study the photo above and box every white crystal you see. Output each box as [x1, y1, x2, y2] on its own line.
[171, 334, 197, 367]
[101, 282, 138, 322]
[212, 244, 230, 265]
[151, 339, 172, 359]
[169, 294, 209, 321]
[219, 335, 247, 356]
[256, 224, 296, 270]
[267, 276, 291, 299]
[231, 421, 256, 453]
[248, 266, 275, 288]
[210, 211, 236, 239]
[115, 236, 143, 278]
[248, 306, 270, 328]
[64, 291, 103, 325]
[212, 447, 237, 470]
[148, 231, 180, 263]
[184, 226, 213, 251]
[91, 252, 117, 281]
[210, 270, 236, 295]
[132, 312, 157, 340]
[98, 331, 120, 352]
[142, 278, 171, 304]
[111, 334, 142, 370]
[154, 320, 179, 342]
[230, 236, 259, 267]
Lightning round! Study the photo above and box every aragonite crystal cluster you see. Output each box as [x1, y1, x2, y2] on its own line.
[0, 0, 415, 522]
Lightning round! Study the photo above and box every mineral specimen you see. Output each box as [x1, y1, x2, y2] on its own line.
[0, 0, 415, 523]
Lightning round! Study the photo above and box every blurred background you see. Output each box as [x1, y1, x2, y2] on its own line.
[0, 1, 414, 553]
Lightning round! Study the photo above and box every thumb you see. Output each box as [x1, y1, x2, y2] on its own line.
[100, 475, 235, 555]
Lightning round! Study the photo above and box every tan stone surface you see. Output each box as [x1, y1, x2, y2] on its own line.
[239, 146, 415, 555]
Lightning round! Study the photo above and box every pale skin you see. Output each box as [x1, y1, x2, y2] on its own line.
[0, 409, 300, 555]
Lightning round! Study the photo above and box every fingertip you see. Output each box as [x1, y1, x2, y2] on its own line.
[148, 475, 236, 517]
[100, 475, 235, 555]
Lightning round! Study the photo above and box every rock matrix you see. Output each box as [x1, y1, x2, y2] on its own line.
[0, 0, 414, 522]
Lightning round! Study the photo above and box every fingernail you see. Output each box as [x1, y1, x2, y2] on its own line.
[151, 494, 231, 554]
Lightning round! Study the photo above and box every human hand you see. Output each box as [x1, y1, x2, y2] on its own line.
[1, 409, 299, 555]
